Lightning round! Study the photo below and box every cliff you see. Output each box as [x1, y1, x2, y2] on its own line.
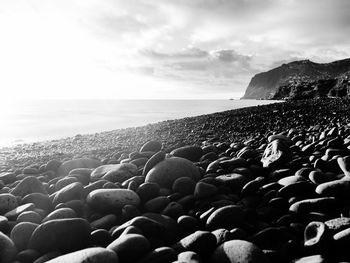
[241, 58, 350, 99]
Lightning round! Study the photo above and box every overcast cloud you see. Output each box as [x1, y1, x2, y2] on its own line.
[0, 0, 349, 98]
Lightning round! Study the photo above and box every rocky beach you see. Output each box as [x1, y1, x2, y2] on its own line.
[1, 98, 350, 262]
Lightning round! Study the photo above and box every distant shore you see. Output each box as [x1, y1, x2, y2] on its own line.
[1, 98, 349, 171]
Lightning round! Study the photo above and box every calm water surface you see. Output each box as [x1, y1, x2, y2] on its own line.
[0, 99, 281, 147]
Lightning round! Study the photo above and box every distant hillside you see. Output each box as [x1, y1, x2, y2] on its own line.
[241, 58, 350, 100]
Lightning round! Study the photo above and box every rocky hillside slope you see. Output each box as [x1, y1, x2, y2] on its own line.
[241, 58, 350, 100]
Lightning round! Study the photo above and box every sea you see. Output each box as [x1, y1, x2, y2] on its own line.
[0, 99, 281, 147]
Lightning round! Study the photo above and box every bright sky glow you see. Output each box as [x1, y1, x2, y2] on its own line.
[0, 0, 349, 99]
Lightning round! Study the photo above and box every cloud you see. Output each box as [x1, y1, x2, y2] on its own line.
[1, 0, 349, 99]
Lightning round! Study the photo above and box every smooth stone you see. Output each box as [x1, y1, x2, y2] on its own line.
[90, 229, 112, 247]
[219, 158, 248, 171]
[194, 182, 217, 199]
[91, 163, 138, 183]
[107, 233, 150, 263]
[291, 255, 326, 263]
[10, 176, 47, 197]
[289, 197, 340, 214]
[142, 151, 166, 176]
[278, 181, 315, 199]
[333, 227, 350, 259]
[241, 177, 265, 196]
[16, 249, 41, 263]
[17, 211, 42, 224]
[145, 157, 200, 188]
[170, 145, 203, 162]
[144, 196, 171, 213]
[0, 172, 16, 185]
[42, 208, 77, 222]
[216, 173, 250, 192]
[57, 158, 102, 177]
[162, 202, 185, 219]
[5, 203, 35, 221]
[212, 228, 232, 245]
[28, 218, 91, 253]
[87, 188, 140, 212]
[206, 205, 244, 231]
[172, 177, 196, 196]
[10, 222, 38, 251]
[0, 193, 18, 214]
[136, 182, 160, 203]
[177, 251, 202, 263]
[210, 239, 269, 263]
[52, 182, 84, 206]
[278, 175, 306, 186]
[173, 230, 217, 257]
[59, 200, 85, 217]
[140, 140, 162, 152]
[33, 251, 62, 263]
[45, 159, 62, 172]
[55, 177, 78, 190]
[0, 231, 17, 263]
[315, 178, 350, 197]
[0, 215, 9, 233]
[337, 156, 350, 176]
[177, 215, 199, 234]
[68, 168, 92, 185]
[45, 247, 118, 263]
[137, 247, 177, 263]
[90, 214, 117, 230]
[261, 139, 292, 168]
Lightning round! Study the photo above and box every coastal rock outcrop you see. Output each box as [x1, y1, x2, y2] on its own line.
[242, 58, 350, 99]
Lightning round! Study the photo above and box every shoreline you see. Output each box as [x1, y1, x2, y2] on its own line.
[1, 98, 349, 171]
[1, 98, 350, 262]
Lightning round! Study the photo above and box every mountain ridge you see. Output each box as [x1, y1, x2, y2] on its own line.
[241, 58, 350, 99]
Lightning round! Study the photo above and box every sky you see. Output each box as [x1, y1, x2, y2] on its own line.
[0, 0, 349, 99]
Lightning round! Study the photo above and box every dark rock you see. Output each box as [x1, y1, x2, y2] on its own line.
[28, 218, 91, 254]
[145, 157, 200, 188]
[44, 247, 118, 263]
[210, 239, 269, 263]
[107, 233, 150, 263]
[206, 205, 244, 230]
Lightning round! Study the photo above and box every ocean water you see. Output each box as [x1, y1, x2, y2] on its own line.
[0, 99, 281, 147]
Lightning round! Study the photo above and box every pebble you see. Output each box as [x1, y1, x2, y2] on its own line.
[56, 158, 102, 177]
[145, 157, 200, 188]
[10, 176, 47, 197]
[45, 247, 118, 263]
[87, 188, 140, 212]
[107, 233, 150, 263]
[140, 140, 162, 152]
[0, 193, 18, 214]
[91, 163, 138, 183]
[0, 231, 17, 263]
[3, 99, 350, 262]
[10, 222, 38, 251]
[210, 239, 269, 263]
[206, 205, 244, 231]
[170, 145, 204, 162]
[28, 218, 91, 254]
